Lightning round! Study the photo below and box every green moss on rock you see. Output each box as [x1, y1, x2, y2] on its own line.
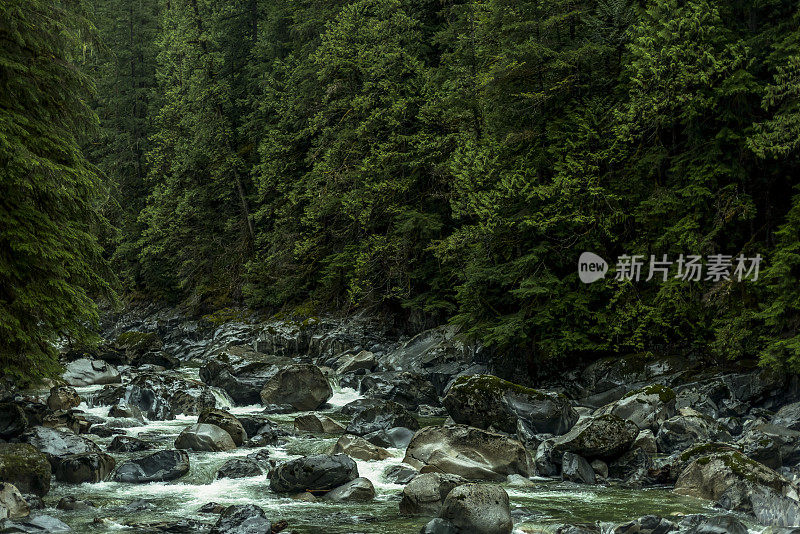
[0, 443, 51, 497]
[622, 384, 676, 404]
[115, 331, 161, 351]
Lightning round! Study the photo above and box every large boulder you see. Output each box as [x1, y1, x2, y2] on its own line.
[439, 483, 513, 534]
[175, 424, 236, 452]
[399, 473, 466, 515]
[259, 364, 332, 411]
[63, 358, 120, 386]
[674, 451, 800, 523]
[199, 349, 294, 405]
[773, 403, 800, 431]
[216, 458, 262, 479]
[198, 409, 247, 446]
[562, 452, 595, 484]
[54, 452, 115, 483]
[595, 385, 676, 431]
[656, 409, 733, 454]
[294, 414, 345, 434]
[20, 426, 100, 470]
[46, 387, 81, 412]
[269, 454, 358, 493]
[321, 477, 375, 502]
[332, 434, 391, 461]
[0, 404, 28, 439]
[358, 371, 440, 410]
[345, 400, 419, 436]
[112, 449, 190, 483]
[443, 375, 578, 435]
[336, 351, 376, 375]
[364, 426, 415, 449]
[552, 414, 638, 461]
[403, 425, 533, 481]
[0, 444, 50, 497]
[209, 504, 271, 534]
[0, 483, 29, 520]
[95, 372, 217, 420]
[607, 448, 652, 483]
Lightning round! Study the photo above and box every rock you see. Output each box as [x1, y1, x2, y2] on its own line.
[293, 414, 345, 434]
[86, 425, 124, 438]
[443, 375, 578, 435]
[0, 483, 29, 520]
[0, 404, 28, 439]
[774, 402, 800, 431]
[561, 452, 595, 484]
[199, 502, 227, 514]
[656, 409, 734, 454]
[0, 514, 71, 532]
[290, 492, 316, 502]
[322, 477, 375, 502]
[46, 387, 80, 412]
[674, 451, 800, 520]
[552, 414, 638, 461]
[506, 474, 535, 487]
[383, 464, 418, 484]
[738, 427, 785, 469]
[358, 372, 440, 410]
[403, 425, 533, 481]
[614, 515, 676, 534]
[345, 400, 419, 436]
[108, 401, 144, 421]
[555, 525, 601, 534]
[108, 435, 152, 453]
[216, 458, 262, 479]
[534, 439, 559, 477]
[261, 404, 294, 414]
[337, 351, 376, 375]
[332, 434, 391, 461]
[595, 385, 676, 432]
[19, 495, 42, 511]
[112, 449, 190, 483]
[114, 331, 163, 359]
[20, 426, 100, 469]
[0, 444, 50, 497]
[364, 427, 415, 449]
[130, 351, 180, 370]
[174, 424, 236, 452]
[420, 518, 459, 534]
[200, 350, 294, 405]
[54, 452, 115, 483]
[439, 483, 513, 534]
[237, 415, 277, 438]
[63, 358, 120, 386]
[607, 448, 651, 483]
[56, 496, 95, 511]
[340, 398, 384, 417]
[679, 514, 747, 534]
[95, 372, 217, 420]
[198, 409, 247, 446]
[590, 459, 608, 480]
[209, 504, 271, 534]
[269, 454, 358, 493]
[400, 473, 466, 515]
[259, 364, 332, 411]
[633, 429, 658, 454]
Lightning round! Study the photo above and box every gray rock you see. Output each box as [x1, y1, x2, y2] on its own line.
[108, 435, 152, 453]
[112, 449, 190, 483]
[216, 458, 262, 479]
[345, 400, 419, 436]
[439, 483, 513, 534]
[0, 404, 28, 440]
[199, 349, 294, 405]
[679, 514, 747, 534]
[614, 515, 676, 534]
[63, 358, 120, 387]
[54, 452, 115, 483]
[420, 518, 458, 534]
[259, 364, 332, 411]
[595, 385, 676, 431]
[175, 423, 236, 452]
[552, 414, 638, 461]
[332, 434, 391, 461]
[358, 371, 440, 410]
[773, 402, 800, 431]
[293, 414, 345, 434]
[0, 514, 71, 532]
[95, 372, 217, 420]
[363, 427, 414, 449]
[269, 454, 358, 493]
[608, 448, 652, 483]
[46, 387, 80, 412]
[209, 504, 270, 534]
[198, 409, 247, 446]
[399, 473, 466, 515]
[562, 452, 595, 484]
[656, 408, 733, 454]
[590, 459, 608, 479]
[0, 483, 29, 520]
[633, 429, 658, 454]
[337, 351, 376, 375]
[534, 439, 560, 477]
[56, 496, 95, 511]
[322, 477, 375, 502]
[20, 426, 100, 470]
[383, 464, 418, 484]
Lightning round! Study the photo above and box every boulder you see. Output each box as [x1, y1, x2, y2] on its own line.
[0, 404, 28, 439]
[321, 477, 375, 502]
[56, 496, 95, 511]
[237, 415, 277, 438]
[337, 351, 376, 375]
[595, 385, 676, 431]
[633, 429, 658, 454]
[95, 372, 217, 420]
[198, 409, 247, 446]
[656, 409, 733, 454]
[114, 331, 163, 359]
[200, 350, 294, 405]
[20, 426, 100, 469]
[590, 459, 608, 480]
[679, 514, 747, 534]
[130, 351, 180, 370]
[269, 454, 358, 493]
[403, 425, 532, 481]
[112, 449, 190, 483]
[175, 424, 236, 452]
[383, 464, 418, 485]
[340, 398, 384, 417]
[0, 483, 29, 520]
[54, 452, 115, 483]
[552, 414, 638, 461]
[400, 473, 466, 515]
[216, 458, 262, 479]
[63, 358, 120, 386]
[0, 514, 71, 532]
[439, 483, 513, 534]
[443, 375, 578, 435]
[332, 434, 391, 461]
[0, 444, 50, 497]
[614, 515, 676, 534]
[46, 387, 80, 412]
[773, 402, 800, 431]
[108, 436, 152, 453]
[421, 518, 459, 534]
[209, 504, 271, 534]
[294, 414, 345, 434]
[345, 400, 419, 436]
[534, 439, 559, 477]
[358, 372, 440, 410]
[364, 427, 415, 449]
[607, 448, 652, 483]
[259, 364, 332, 411]
[108, 401, 144, 421]
[562, 452, 595, 484]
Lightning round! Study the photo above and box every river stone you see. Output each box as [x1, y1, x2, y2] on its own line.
[108, 435, 152, 453]
[46, 387, 81, 412]
[294, 414, 345, 434]
[552, 414, 638, 461]
[364, 427, 415, 449]
[656, 409, 734, 455]
[614, 515, 677, 534]
[216, 458, 262, 479]
[399, 473, 466, 515]
[63, 358, 120, 387]
[56, 495, 95, 511]
[0, 483, 29, 520]
[269, 454, 358, 493]
[679, 514, 747, 534]
[198, 409, 247, 446]
[383, 464, 418, 485]
[633, 429, 658, 454]
[332, 434, 391, 461]
[95, 372, 217, 420]
[340, 398, 385, 417]
[345, 400, 419, 436]
[534, 439, 559, 477]
[237, 415, 277, 438]
[439, 483, 513, 534]
[421, 518, 459, 534]
[773, 402, 800, 431]
[608, 448, 652, 483]
[358, 371, 440, 410]
[209, 504, 270, 534]
[200, 349, 294, 405]
[54, 452, 115, 483]
[0, 514, 71, 532]
[562, 452, 595, 484]
[175, 423, 236, 452]
[20, 426, 100, 470]
[403, 425, 533, 481]
[0, 404, 28, 439]
[130, 350, 180, 370]
[443, 375, 578, 435]
[0, 444, 50, 497]
[108, 401, 144, 421]
[595, 385, 676, 432]
[112, 449, 190, 483]
[321, 477, 375, 502]
[337, 351, 376, 375]
[258, 363, 331, 411]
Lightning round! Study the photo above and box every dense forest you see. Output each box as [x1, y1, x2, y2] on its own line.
[2, 0, 800, 382]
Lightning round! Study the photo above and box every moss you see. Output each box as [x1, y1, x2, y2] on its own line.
[622, 384, 676, 404]
[451, 374, 554, 401]
[201, 307, 251, 326]
[115, 331, 161, 351]
[0, 443, 51, 496]
[679, 442, 739, 463]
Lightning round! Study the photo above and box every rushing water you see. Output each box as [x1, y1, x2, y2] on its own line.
[37, 378, 758, 533]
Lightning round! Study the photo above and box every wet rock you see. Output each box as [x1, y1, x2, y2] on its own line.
[322, 477, 375, 502]
[114, 331, 163, 360]
[403, 425, 533, 481]
[216, 458, 262, 479]
[399, 473, 466, 515]
[261, 404, 294, 414]
[363, 427, 414, 449]
[198, 409, 247, 446]
[96, 372, 217, 420]
[209, 504, 270, 534]
[108, 435, 152, 453]
[607, 448, 652, 483]
[773, 402, 800, 431]
[345, 400, 419, 436]
[290, 492, 316, 502]
[20, 426, 100, 470]
[86, 425, 125, 438]
[0, 404, 28, 439]
[443, 375, 578, 435]
[679, 514, 747, 534]
[590, 459, 608, 480]
[420, 518, 458, 534]
[738, 427, 786, 469]
[552, 414, 638, 462]
[383, 464, 418, 484]
[0, 444, 50, 497]
[340, 398, 384, 417]
[19, 495, 42, 511]
[237, 415, 277, 438]
[534, 439, 560, 477]
[358, 372, 439, 410]
[269, 454, 358, 493]
[56, 495, 95, 511]
[561, 452, 595, 484]
[54, 452, 115, 483]
[175, 423, 236, 452]
[614, 515, 676, 534]
[0, 514, 71, 532]
[199, 350, 294, 405]
[112, 449, 190, 483]
[130, 351, 180, 370]
[46, 387, 80, 412]
[63, 358, 120, 387]
[555, 525, 601, 534]
[337, 351, 376, 375]
[595, 385, 676, 432]
[633, 429, 657, 454]
[0, 483, 29, 519]
[293, 414, 345, 434]
[259, 364, 332, 411]
[656, 409, 733, 454]
[332, 434, 391, 461]
[117, 499, 155, 513]
[108, 401, 144, 421]
[439, 483, 513, 534]
[199, 502, 227, 514]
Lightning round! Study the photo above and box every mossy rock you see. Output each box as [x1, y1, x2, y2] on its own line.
[115, 331, 162, 353]
[622, 384, 676, 404]
[0, 443, 51, 497]
[678, 442, 740, 464]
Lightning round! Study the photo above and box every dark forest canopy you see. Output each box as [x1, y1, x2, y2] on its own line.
[2, 0, 800, 381]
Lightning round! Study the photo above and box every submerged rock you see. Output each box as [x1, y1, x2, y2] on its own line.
[112, 449, 190, 483]
[439, 483, 512, 534]
[0, 444, 51, 497]
[259, 364, 332, 411]
[399, 473, 466, 516]
[269, 454, 358, 493]
[175, 423, 236, 452]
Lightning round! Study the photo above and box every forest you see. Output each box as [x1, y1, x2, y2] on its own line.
[2, 0, 800, 382]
